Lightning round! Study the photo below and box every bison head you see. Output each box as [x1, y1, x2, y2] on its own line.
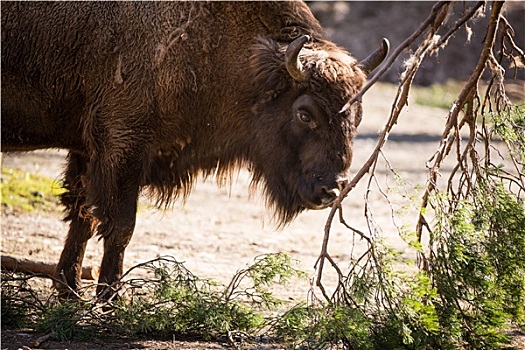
[248, 35, 388, 224]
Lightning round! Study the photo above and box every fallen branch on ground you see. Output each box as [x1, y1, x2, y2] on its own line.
[1, 255, 99, 280]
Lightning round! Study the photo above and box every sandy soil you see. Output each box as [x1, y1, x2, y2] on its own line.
[2, 83, 524, 349]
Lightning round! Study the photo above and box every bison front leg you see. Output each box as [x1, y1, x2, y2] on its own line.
[56, 152, 95, 298]
[87, 149, 143, 299]
[95, 190, 138, 299]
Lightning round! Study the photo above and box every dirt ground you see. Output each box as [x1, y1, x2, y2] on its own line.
[2, 83, 524, 349]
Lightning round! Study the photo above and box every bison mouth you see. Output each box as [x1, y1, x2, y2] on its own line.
[296, 175, 347, 211]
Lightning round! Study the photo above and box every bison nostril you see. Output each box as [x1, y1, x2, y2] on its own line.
[312, 176, 347, 206]
[320, 185, 330, 195]
[319, 185, 339, 204]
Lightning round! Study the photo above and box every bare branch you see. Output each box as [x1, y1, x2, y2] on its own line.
[416, 1, 505, 243]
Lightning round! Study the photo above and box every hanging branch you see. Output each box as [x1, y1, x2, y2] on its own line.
[315, 0, 520, 305]
[415, 1, 505, 248]
[315, 0, 456, 298]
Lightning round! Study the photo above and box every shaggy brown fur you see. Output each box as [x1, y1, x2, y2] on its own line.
[2, 1, 383, 297]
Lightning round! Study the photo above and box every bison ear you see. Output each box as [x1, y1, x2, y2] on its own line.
[250, 36, 290, 95]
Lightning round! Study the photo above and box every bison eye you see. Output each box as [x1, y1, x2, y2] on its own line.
[295, 111, 318, 130]
[296, 111, 317, 130]
[297, 112, 311, 124]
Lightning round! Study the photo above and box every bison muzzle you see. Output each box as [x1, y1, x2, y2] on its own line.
[1, 1, 388, 298]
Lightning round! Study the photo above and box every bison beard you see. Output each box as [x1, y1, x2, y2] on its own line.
[1, 1, 387, 298]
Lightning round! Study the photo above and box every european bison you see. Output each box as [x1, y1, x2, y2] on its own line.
[1, 1, 388, 297]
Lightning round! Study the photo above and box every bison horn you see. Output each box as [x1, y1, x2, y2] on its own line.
[285, 35, 310, 82]
[359, 38, 390, 75]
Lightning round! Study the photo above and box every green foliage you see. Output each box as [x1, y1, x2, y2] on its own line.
[36, 301, 92, 341]
[2, 253, 305, 343]
[1, 167, 64, 212]
[112, 256, 273, 339]
[224, 252, 308, 309]
[430, 182, 525, 349]
[271, 303, 374, 349]
[373, 273, 439, 350]
[265, 242, 443, 349]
